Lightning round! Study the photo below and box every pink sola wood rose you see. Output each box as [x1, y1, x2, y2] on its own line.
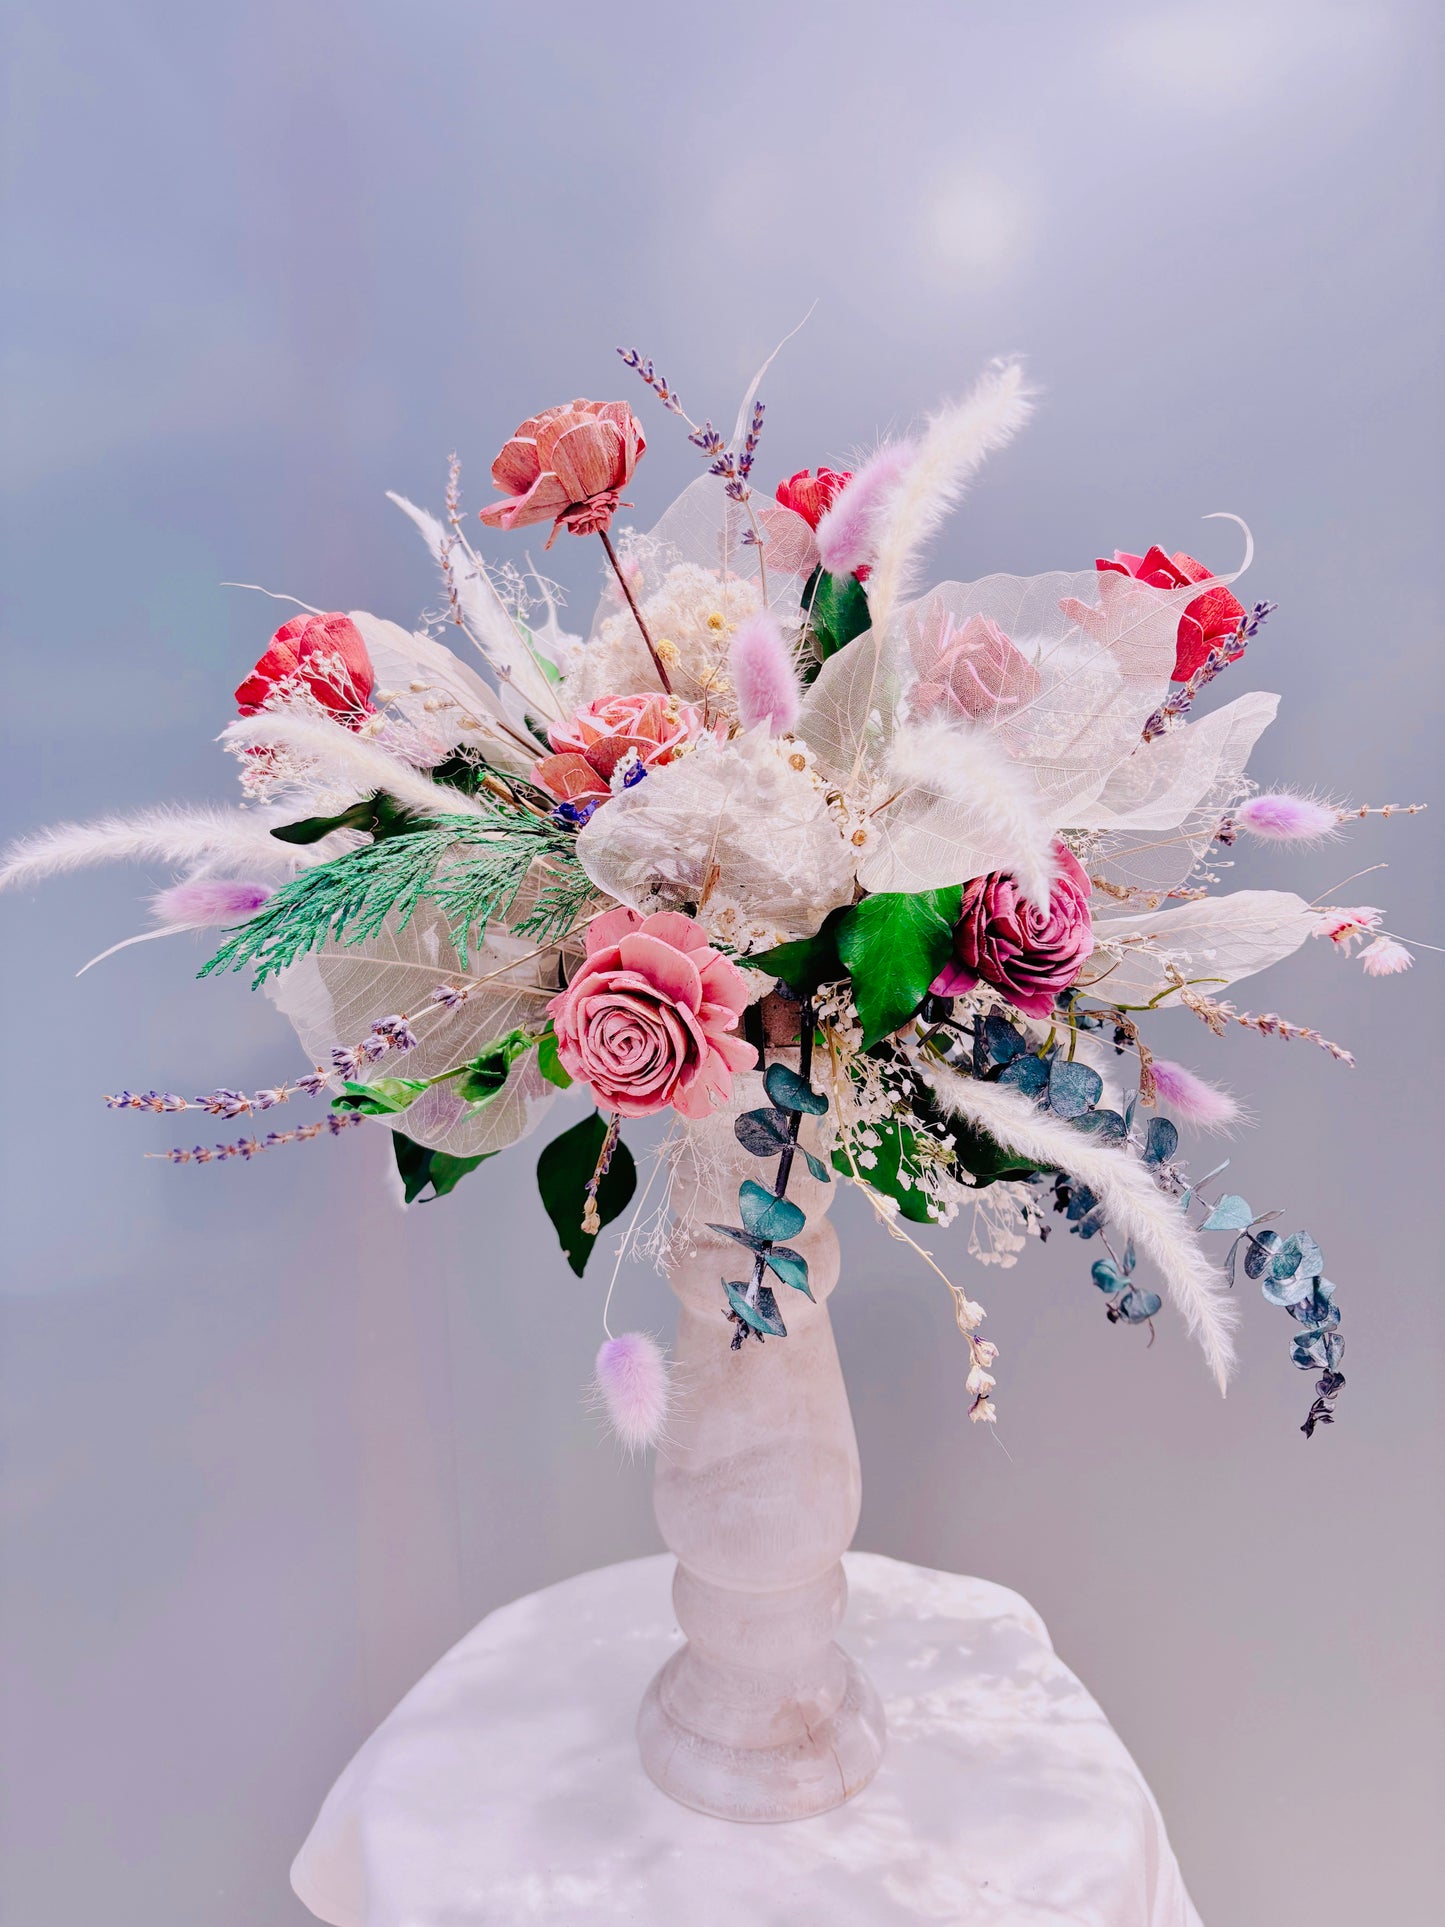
[479, 399, 646, 548]
[534, 694, 706, 810]
[911, 610, 1042, 722]
[234, 612, 376, 725]
[931, 843, 1094, 1019]
[548, 908, 756, 1120]
[1095, 547, 1246, 683]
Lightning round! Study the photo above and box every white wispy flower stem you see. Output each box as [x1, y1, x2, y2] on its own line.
[0, 806, 302, 892]
[221, 714, 490, 821]
[923, 1062, 1238, 1394]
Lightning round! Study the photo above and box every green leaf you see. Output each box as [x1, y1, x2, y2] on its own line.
[536, 1027, 573, 1090]
[536, 1111, 638, 1277]
[763, 1246, 812, 1298]
[391, 1129, 492, 1203]
[270, 792, 432, 845]
[805, 569, 872, 662]
[737, 1178, 806, 1242]
[836, 887, 962, 1047]
[832, 1118, 937, 1224]
[801, 1148, 832, 1185]
[764, 1061, 828, 1116]
[739, 906, 849, 997]
[332, 1077, 430, 1116]
[735, 1108, 793, 1157]
[453, 1029, 536, 1105]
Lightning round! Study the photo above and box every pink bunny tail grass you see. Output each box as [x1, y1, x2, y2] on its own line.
[594, 1333, 671, 1451]
[729, 610, 802, 734]
[1150, 1060, 1242, 1132]
[814, 441, 917, 576]
[150, 878, 274, 926]
[1359, 935, 1413, 976]
[1233, 792, 1340, 843]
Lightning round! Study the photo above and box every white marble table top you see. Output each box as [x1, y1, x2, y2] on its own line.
[292, 1550, 1202, 1926]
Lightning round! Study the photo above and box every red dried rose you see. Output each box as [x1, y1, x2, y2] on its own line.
[774, 467, 852, 530]
[235, 612, 375, 725]
[1095, 548, 1246, 683]
[931, 844, 1094, 1019]
[479, 399, 646, 547]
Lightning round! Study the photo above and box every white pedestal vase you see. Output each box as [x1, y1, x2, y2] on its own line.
[636, 1062, 887, 1822]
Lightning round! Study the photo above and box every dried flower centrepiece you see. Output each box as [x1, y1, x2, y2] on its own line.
[2, 343, 1427, 1448]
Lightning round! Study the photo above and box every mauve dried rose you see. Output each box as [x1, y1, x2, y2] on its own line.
[911, 611, 1042, 723]
[931, 843, 1094, 1019]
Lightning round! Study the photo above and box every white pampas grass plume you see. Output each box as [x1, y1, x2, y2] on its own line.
[1359, 935, 1413, 976]
[0, 806, 298, 894]
[866, 360, 1035, 646]
[222, 714, 488, 821]
[885, 715, 1057, 909]
[1233, 793, 1340, 843]
[729, 610, 802, 734]
[1150, 1060, 1241, 1132]
[814, 442, 918, 577]
[924, 1064, 1238, 1393]
[593, 1333, 671, 1452]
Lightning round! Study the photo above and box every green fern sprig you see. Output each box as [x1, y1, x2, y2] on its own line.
[201, 807, 575, 987]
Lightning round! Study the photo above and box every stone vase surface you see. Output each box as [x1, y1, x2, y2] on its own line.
[636, 1063, 887, 1821]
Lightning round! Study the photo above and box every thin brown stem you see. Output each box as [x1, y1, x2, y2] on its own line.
[598, 528, 672, 694]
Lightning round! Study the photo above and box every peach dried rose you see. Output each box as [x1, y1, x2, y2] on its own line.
[479, 399, 645, 547]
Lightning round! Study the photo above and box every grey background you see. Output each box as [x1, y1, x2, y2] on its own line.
[2, 3, 1440, 1922]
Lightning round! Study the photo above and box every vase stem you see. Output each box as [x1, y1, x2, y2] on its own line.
[636, 1067, 886, 1821]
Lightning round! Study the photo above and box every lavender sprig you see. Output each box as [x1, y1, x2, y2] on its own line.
[616, 347, 687, 416]
[1142, 600, 1277, 742]
[155, 1111, 364, 1164]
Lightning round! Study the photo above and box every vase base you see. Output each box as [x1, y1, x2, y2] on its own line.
[637, 1644, 886, 1823]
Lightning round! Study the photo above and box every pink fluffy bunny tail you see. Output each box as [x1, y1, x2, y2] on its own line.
[1232, 793, 1339, 843]
[814, 441, 917, 577]
[1151, 1060, 1241, 1131]
[594, 1333, 671, 1451]
[729, 610, 801, 734]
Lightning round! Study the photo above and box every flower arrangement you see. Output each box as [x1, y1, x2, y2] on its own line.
[4, 347, 1427, 1450]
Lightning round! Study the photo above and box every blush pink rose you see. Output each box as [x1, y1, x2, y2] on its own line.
[1095, 547, 1246, 683]
[533, 694, 706, 810]
[479, 399, 646, 548]
[548, 908, 757, 1120]
[911, 611, 1042, 722]
[931, 843, 1094, 1019]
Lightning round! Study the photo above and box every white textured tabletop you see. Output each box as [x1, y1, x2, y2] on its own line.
[292, 1550, 1202, 1926]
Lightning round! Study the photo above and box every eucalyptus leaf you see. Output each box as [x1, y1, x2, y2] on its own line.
[1074, 1107, 1128, 1142]
[706, 1221, 766, 1253]
[536, 1111, 638, 1277]
[836, 887, 962, 1048]
[738, 1179, 806, 1243]
[1202, 1193, 1254, 1232]
[764, 1246, 813, 1298]
[1091, 1258, 1121, 1294]
[1243, 1228, 1283, 1280]
[801, 1148, 832, 1185]
[735, 1108, 793, 1157]
[1142, 1116, 1179, 1165]
[980, 1012, 1028, 1066]
[997, 1053, 1050, 1097]
[1047, 1057, 1102, 1119]
[1116, 1287, 1163, 1323]
[764, 1062, 828, 1116]
[724, 1279, 787, 1337]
